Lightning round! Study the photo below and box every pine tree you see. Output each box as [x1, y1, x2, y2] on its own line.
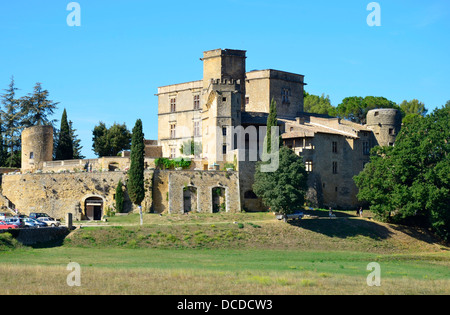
[21, 82, 59, 127]
[128, 119, 145, 207]
[55, 109, 73, 160]
[0, 76, 22, 167]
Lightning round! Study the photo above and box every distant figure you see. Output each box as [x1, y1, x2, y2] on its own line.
[329, 207, 335, 218]
[359, 207, 363, 218]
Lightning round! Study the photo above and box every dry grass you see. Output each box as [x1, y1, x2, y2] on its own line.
[1, 212, 449, 295]
[1, 263, 448, 295]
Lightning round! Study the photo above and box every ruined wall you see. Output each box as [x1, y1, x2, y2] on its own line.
[152, 170, 241, 214]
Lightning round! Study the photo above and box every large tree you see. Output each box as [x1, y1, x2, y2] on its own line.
[128, 119, 145, 207]
[253, 146, 308, 215]
[20, 82, 59, 127]
[55, 109, 73, 160]
[354, 102, 450, 241]
[92, 122, 131, 157]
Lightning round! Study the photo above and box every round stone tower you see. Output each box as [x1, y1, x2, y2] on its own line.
[366, 108, 402, 147]
[21, 125, 54, 173]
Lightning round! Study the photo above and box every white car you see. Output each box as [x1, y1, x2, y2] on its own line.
[37, 217, 60, 227]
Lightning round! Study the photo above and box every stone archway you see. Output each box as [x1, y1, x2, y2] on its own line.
[211, 187, 226, 213]
[183, 186, 198, 213]
[83, 195, 105, 221]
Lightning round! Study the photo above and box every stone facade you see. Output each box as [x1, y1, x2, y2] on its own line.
[155, 48, 401, 210]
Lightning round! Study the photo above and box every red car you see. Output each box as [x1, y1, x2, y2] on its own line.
[0, 221, 19, 230]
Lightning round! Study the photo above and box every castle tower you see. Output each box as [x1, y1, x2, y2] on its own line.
[366, 108, 402, 147]
[21, 125, 54, 173]
[201, 49, 246, 110]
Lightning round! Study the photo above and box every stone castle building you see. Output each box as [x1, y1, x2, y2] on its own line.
[157, 48, 401, 210]
[0, 48, 402, 220]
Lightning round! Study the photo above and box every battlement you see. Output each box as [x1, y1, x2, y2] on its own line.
[210, 78, 241, 85]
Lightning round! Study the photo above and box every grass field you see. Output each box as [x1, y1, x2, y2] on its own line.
[1, 211, 449, 295]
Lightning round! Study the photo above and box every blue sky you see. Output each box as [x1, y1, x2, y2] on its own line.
[1, 0, 449, 158]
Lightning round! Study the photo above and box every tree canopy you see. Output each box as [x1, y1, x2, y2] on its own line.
[92, 122, 131, 157]
[354, 102, 450, 241]
[253, 146, 308, 215]
[303, 92, 334, 116]
[20, 82, 59, 127]
[335, 96, 399, 124]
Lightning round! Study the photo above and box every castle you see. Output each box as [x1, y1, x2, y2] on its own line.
[0, 48, 402, 220]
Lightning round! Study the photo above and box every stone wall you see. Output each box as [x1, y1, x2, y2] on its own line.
[1, 227, 70, 246]
[1, 171, 154, 220]
[152, 170, 241, 214]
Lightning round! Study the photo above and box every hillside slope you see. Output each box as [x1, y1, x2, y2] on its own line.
[65, 212, 448, 254]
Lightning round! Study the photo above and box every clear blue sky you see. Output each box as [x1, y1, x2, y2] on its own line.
[1, 0, 449, 158]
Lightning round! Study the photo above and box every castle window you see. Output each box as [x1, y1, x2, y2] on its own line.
[193, 95, 200, 110]
[222, 145, 227, 155]
[389, 128, 394, 135]
[170, 124, 176, 138]
[222, 97, 227, 102]
[170, 148, 176, 159]
[194, 121, 201, 137]
[281, 88, 290, 104]
[332, 161, 338, 174]
[245, 97, 249, 105]
[332, 141, 338, 153]
[363, 141, 370, 155]
[170, 98, 176, 112]
[222, 126, 227, 136]
[305, 160, 313, 172]
[30, 152, 34, 159]
[374, 111, 379, 117]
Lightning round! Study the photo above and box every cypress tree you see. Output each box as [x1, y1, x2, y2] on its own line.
[115, 179, 124, 213]
[128, 119, 145, 206]
[266, 98, 278, 152]
[55, 108, 73, 160]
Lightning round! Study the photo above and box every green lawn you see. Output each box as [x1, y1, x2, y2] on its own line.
[1, 211, 449, 295]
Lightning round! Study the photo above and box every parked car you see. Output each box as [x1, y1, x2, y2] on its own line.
[29, 213, 51, 220]
[5, 217, 25, 228]
[0, 213, 7, 221]
[0, 221, 19, 230]
[37, 217, 60, 227]
[23, 218, 48, 228]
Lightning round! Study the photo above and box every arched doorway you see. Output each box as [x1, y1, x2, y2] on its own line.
[85, 196, 104, 221]
[183, 186, 198, 213]
[212, 187, 226, 213]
